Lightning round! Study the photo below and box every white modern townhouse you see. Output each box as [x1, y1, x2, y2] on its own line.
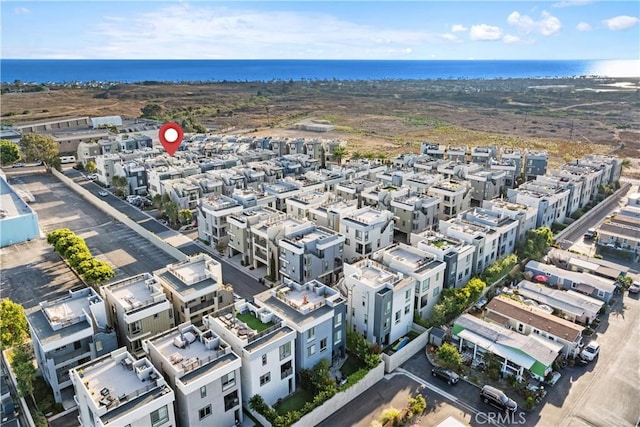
[203, 302, 297, 406]
[70, 348, 176, 427]
[481, 199, 538, 242]
[371, 243, 446, 320]
[227, 206, 285, 265]
[26, 288, 118, 403]
[144, 322, 243, 426]
[439, 217, 500, 276]
[427, 180, 473, 220]
[413, 231, 475, 290]
[390, 193, 440, 238]
[254, 278, 347, 372]
[340, 206, 395, 262]
[197, 194, 244, 248]
[344, 259, 416, 347]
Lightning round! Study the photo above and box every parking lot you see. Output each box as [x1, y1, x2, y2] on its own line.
[1, 171, 175, 308]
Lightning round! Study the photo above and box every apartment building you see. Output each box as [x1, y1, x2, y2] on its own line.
[447, 146, 468, 163]
[501, 148, 523, 177]
[344, 259, 416, 347]
[413, 231, 475, 289]
[465, 169, 507, 203]
[147, 166, 183, 197]
[470, 146, 498, 167]
[507, 182, 570, 228]
[203, 302, 297, 406]
[231, 187, 276, 209]
[390, 193, 440, 237]
[308, 198, 359, 232]
[95, 153, 125, 187]
[361, 185, 410, 211]
[26, 288, 117, 403]
[263, 181, 304, 212]
[227, 206, 285, 264]
[484, 295, 584, 358]
[155, 254, 234, 326]
[403, 173, 443, 194]
[279, 224, 345, 285]
[335, 179, 378, 205]
[251, 216, 309, 277]
[122, 161, 148, 196]
[524, 150, 548, 180]
[580, 154, 623, 185]
[304, 169, 346, 193]
[371, 243, 446, 320]
[427, 180, 473, 220]
[101, 273, 174, 358]
[482, 200, 538, 242]
[286, 191, 330, 220]
[420, 142, 446, 159]
[461, 208, 519, 259]
[375, 169, 414, 188]
[70, 348, 176, 427]
[489, 159, 518, 189]
[552, 163, 604, 209]
[439, 218, 500, 276]
[197, 195, 243, 247]
[144, 323, 243, 426]
[340, 206, 395, 262]
[164, 178, 201, 211]
[254, 278, 347, 372]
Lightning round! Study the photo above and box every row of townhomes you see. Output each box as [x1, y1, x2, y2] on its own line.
[19, 123, 625, 426]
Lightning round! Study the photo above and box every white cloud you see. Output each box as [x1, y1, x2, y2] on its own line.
[552, 0, 593, 8]
[14, 7, 30, 15]
[441, 33, 460, 42]
[451, 24, 468, 32]
[82, 5, 447, 59]
[502, 35, 520, 44]
[603, 15, 640, 31]
[576, 22, 592, 32]
[470, 24, 503, 41]
[507, 10, 561, 36]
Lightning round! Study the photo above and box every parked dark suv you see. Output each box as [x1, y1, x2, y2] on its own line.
[480, 385, 518, 413]
[431, 367, 460, 385]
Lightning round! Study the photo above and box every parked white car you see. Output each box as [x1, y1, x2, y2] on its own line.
[580, 341, 600, 361]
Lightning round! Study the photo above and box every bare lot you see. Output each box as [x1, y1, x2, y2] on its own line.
[2, 78, 638, 167]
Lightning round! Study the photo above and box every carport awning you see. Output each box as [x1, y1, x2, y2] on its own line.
[457, 330, 535, 370]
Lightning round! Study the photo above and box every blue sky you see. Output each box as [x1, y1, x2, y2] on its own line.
[1, 1, 639, 59]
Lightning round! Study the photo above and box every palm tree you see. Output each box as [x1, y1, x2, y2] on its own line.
[332, 146, 348, 165]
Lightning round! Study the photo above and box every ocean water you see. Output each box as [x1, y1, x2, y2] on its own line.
[1, 59, 638, 84]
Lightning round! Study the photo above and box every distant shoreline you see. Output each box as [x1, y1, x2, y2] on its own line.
[3, 59, 638, 85]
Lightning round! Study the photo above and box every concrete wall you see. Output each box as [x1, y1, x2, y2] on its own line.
[381, 325, 430, 373]
[292, 361, 385, 427]
[51, 169, 187, 262]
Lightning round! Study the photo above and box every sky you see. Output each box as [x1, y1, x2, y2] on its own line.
[1, 1, 639, 60]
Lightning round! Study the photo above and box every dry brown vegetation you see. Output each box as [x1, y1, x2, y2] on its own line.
[2, 78, 638, 168]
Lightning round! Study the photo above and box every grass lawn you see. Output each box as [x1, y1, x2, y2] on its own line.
[274, 389, 315, 415]
[408, 330, 420, 340]
[340, 354, 365, 377]
[235, 311, 273, 332]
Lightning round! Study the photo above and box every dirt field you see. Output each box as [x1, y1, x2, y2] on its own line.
[2, 78, 638, 169]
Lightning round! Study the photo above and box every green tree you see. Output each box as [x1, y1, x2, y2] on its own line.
[622, 158, 631, 169]
[112, 175, 128, 197]
[19, 133, 59, 168]
[437, 342, 463, 370]
[152, 194, 163, 211]
[85, 160, 97, 174]
[140, 102, 163, 119]
[0, 139, 20, 165]
[0, 299, 29, 349]
[178, 209, 193, 225]
[517, 226, 554, 261]
[12, 344, 37, 406]
[46, 228, 74, 246]
[79, 259, 115, 284]
[332, 146, 347, 165]
[164, 201, 179, 227]
[407, 394, 427, 417]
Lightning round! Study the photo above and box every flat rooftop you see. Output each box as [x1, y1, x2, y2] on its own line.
[355, 261, 401, 288]
[386, 245, 429, 269]
[106, 274, 165, 313]
[344, 208, 386, 225]
[148, 325, 237, 384]
[0, 177, 33, 218]
[156, 256, 220, 297]
[77, 352, 169, 419]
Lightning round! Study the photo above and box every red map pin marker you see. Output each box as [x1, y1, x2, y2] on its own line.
[159, 122, 184, 156]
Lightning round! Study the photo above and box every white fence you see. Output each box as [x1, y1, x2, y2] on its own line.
[381, 324, 430, 373]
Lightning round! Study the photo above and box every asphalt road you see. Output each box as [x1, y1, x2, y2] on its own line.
[65, 168, 268, 299]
